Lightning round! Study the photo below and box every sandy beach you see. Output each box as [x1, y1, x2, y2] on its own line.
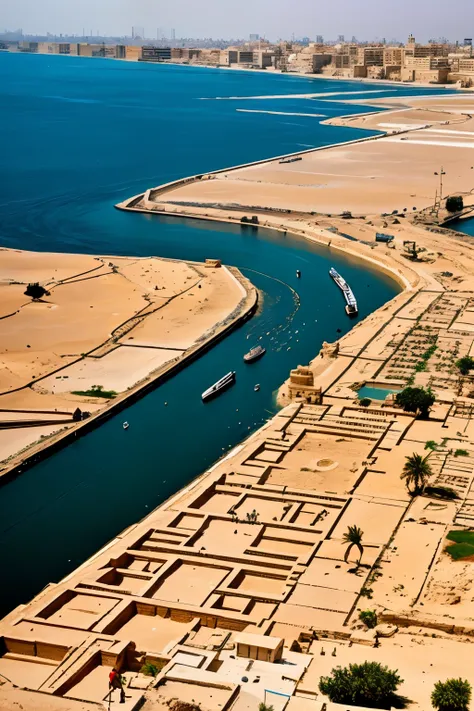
[0, 249, 255, 475]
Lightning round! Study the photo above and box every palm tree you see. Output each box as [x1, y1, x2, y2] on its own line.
[342, 525, 364, 566]
[401, 452, 432, 495]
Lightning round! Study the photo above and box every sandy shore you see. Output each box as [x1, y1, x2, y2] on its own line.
[129, 93, 474, 218]
[0, 249, 256, 477]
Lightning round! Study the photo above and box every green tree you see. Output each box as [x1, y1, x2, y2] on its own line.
[319, 661, 403, 707]
[431, 677, 471, 711]
[445, 195, 464, 213]
[396, 386, 435, 419]
[455, 356, 474, 376]
[401, 452, 432, 495]
[342, 525, 364, 566]
[258, 704, 274, 711]
[24, 282, 49, 299]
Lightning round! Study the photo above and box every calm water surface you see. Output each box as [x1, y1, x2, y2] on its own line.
[0, 54, 450, 615]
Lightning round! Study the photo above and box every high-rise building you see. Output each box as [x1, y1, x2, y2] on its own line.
[315, 35, 324, 44]
[171, 28, 176, 40]
[249, 34, 260, 41]
[464, 38, 473, 47]
[337, 35, 345, 43]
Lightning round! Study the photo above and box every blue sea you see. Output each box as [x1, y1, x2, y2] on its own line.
[0, 53, 452, 615]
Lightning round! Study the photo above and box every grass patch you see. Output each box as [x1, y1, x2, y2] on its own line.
[71, 384, 117, 399]
[446, 530, 474, 560]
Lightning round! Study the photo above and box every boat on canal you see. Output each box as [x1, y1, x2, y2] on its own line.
[244, 345, 266, 363]
[202, 371, 236, 402]
[329, 267, 358, 316]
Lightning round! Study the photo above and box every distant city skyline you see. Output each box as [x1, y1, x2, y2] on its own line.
[2, 0, 474, 43]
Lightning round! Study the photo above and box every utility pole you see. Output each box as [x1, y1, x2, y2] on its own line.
[434, 166, 446, 202]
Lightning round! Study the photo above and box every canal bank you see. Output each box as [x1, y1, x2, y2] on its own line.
[0, 264, 258, 487]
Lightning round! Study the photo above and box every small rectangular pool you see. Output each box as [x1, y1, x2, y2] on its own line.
[357, 385, 400, 401]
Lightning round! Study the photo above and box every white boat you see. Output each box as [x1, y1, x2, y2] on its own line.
[244, 345, 266, 363]
[123, 422, 129, 430]
[329, 267, 358, 316]
[202, 371, 236, 402]
[254, 384, 260, 392]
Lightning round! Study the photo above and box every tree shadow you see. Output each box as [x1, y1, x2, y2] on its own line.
[347, 565, 366, 576]
[390, 693, 412, 709]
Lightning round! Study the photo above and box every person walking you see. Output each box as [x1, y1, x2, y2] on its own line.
[109, 668, 125, 704]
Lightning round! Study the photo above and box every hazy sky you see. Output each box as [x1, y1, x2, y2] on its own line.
[2, 0, 473, 41]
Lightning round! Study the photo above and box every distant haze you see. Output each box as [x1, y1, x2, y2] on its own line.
[2, 0, 474, 42]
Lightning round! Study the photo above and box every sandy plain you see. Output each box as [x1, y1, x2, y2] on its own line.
[131, 93, 474, 218]
[0, 249, 253, 473]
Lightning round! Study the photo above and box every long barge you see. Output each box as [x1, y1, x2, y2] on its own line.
[329, 267, 358, 316]
[202, 371, 236, 402]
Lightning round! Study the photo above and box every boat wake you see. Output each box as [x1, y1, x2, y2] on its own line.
[236, 109, 326, 118]
[202, 89, 397, 101]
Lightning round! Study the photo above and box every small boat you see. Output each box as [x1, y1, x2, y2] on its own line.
[296, 269, 301, 278]
[202, 371, 236, 402]
[244, 345, 266, 363]
[329, 267, 358, 316]
[123, 422, 129, 430]
[254, 384, 260, 392]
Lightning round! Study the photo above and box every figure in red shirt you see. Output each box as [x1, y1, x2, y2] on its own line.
[109, 668, 125, 704]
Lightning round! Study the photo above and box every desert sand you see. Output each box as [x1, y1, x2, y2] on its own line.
[122, 93, 474, 218]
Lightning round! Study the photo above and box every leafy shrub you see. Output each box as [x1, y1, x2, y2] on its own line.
[359, 397, 371, 407]
[140, 662, 158, 677]
[454, 449, 469, 457]
[359, 609, 378, 629]
[431, 677, 471, 710]
[455, 356, 474, 375]
[319, 661, 402, 707]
